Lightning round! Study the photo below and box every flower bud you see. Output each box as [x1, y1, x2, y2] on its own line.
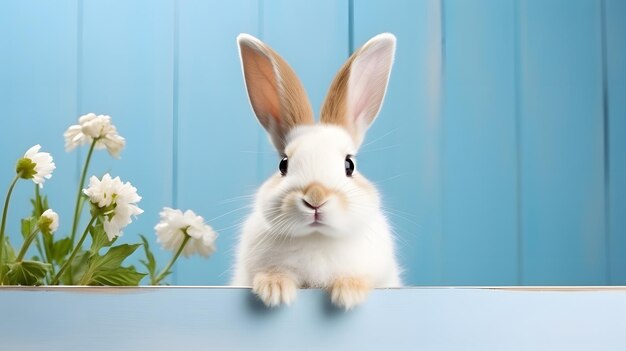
[38, 209, 59, 235]
[16, 157, 37, 179]
[16, 145, 55, 187]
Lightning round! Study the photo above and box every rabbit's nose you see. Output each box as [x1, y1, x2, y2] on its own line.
[302, 182, 329, 208]
[302, 198, 326, 210]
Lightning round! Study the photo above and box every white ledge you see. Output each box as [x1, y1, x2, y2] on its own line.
[1, 287, 624, 350]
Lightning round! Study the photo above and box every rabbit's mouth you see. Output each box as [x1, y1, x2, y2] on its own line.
[313, 210, 322, 222]
[308, 208, 329, 227]
[307, 211, 325, 226]
[304, 208, 329, 228]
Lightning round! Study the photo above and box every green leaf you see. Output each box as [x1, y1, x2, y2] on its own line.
[89, 266, 146, 286]
[63, 250, 90, 285]
[2, 237, 16, 262]
[89, 219, 116, 253]
[93, 244, 141, 270]
[30, 186, 48, 217]
[20, 218, 28, 238]
[139, 234, 157, 279]
[0, 264, 7, 283]
[79, 244, 143, 285]
[6, 260, 51, 285]
[0, 238, 16, 284]
[52, 238, 72, 264]
[20, 217, 37, 239]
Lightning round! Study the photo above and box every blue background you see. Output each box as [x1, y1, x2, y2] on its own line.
[0, 0, 624, 286]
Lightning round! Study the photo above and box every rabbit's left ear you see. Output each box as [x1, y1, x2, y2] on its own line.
[320, 33, 396, 148]
[237, 34, 314, 153]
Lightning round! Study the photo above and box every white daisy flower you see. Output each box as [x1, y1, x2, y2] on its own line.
[155, 207, 217, 258]
[38, 209, 59, 234]
[63, 113, 126, 158]
[16, 144, 56, 188]
[100, 132, 125, 157]
[83, 173, 143, 241]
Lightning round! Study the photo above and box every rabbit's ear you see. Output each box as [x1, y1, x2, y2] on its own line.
[237, 34, 314, 153]
[320, 33, 396, 148]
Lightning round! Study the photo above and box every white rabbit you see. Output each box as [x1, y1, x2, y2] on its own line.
[232, 33, 402, 310]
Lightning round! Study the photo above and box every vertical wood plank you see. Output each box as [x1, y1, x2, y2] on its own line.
[605, 0, 626, 284]
[0, 1, 78, 253]
[519, 0, 607, 284]
[442, 0, 518, 284]
[353, 0, 444, 284]
[80, 0, 175, 271]
[176, 0, 260, 285]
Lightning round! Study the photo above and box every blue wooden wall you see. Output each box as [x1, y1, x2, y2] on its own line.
[0, 0, 624, 286]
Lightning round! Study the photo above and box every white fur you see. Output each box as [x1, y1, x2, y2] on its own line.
[231, 127, 402, 293]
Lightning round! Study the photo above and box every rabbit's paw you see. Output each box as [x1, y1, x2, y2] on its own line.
[252, 271, 297, 307]
[329, 277, 371, 310]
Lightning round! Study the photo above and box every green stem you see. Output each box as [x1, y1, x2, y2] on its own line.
[34, 184, 42, 215]
[67, 140, 97, 284]
[52, 215, 96, 285]
[15, 227, 40, 262]
[0, 173, 21, 283]
[35, 185, 56, 282]
[153, 234, 191, 285]
[33, 235, 45, 262]
[33, 185, 46, 262]
[70, 139, 97, 244]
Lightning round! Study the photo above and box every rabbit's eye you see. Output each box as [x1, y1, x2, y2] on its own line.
[345, 155, 355, 177]
[279, 156, 288, 176]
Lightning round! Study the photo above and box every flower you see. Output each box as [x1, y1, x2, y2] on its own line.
[16, 144, 56, 187]
[154, 207, 217, 258]
[63, 113, 126, 158]
[83, 173, 143, 240]
[38, 209, 59, 234]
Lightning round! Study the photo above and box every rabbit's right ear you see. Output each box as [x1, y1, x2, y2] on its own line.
[320, 33, 396, 149]
[237, 34, 314, 153]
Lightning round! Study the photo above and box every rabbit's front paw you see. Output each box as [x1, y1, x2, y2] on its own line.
[329, 277, 371, 310]
[252, 271, 297, 307]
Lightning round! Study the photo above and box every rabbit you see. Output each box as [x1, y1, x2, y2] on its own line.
[231, 32, 402, 310]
